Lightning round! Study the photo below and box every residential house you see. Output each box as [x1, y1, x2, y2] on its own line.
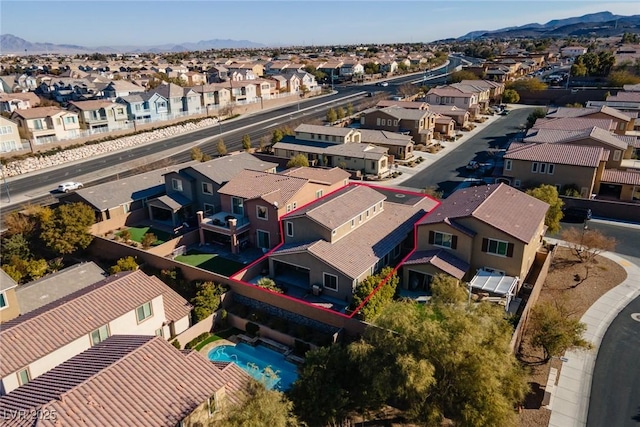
[228, 81, 258, 103]
[10, 107, 80, 146]
[0, 115, 22, 153]
[264, 61, 291, 75]
[190, 83, 232, 109]
[178, 71, 207, 86]
[99, 80, 144, 100]
[501, 142, 608, 197]
[434, 115, 457, 139]
[153, 83, 188, 115]
[272, 124, 391, 177]
[376, 100, 429, 110]
[561, 46, 588, 57]
[290, 71, 319, 92]
[0, 269, 192, 395]
[524, 126, 631, 168]
[207, 65, 229, 83]
[317, 61, 343, 82]
[0, 92, 40, 113]
[116, 91, 168, 121]
[450, 82, 491, 110]
[0, 335, 250, 425]
[531, 117, 616, 134]
[546, 106, 634, 134]
[587, 92, 640, 114]
[361, 106, 436, 144]
[457, 80, 504, 102]
[199, 167, 349, 251]
[425, 86, 480, 118]
[267, 185, 438, 302]
[35, 78, 99, 103]
[152, 153, 278, 228]
[406, 184, 548, 306]
[252, 79, 277, 99]
[358, 129, 415, 160]
[339, 61, 364, 78]
[68, 100, 130, 132]
[425, 105, 471, 128]
[182, 87, 201, 114]
[0, 270, 19, 323]
[226, 62, 264, 79]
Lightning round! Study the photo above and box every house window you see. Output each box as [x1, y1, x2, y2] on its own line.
[505, 159, 512, 171]
[286, 204, 291, 213]
[482, 238, 513, 257]
[315, 189, 323, 199]
[204, 203, 215, 216]
[202, 182, 213, 195]
[231, 197, 244, 216]
[376, 118, 381, 126]
[359, 214, 362, 223]
[514, 179, 521, 187]
[373, 205, 376, 213]
[366, 209, 370, 218]
[286, 221, 294, 237]
[256, 230, 270, 249]
[430, 231, 455, 248]
[531, 162, 539, 173]
[136, 301, 153, 323]
[351, 218, 355, 228]
[613, 150, 622, 161]
[17, 368, 30, 386]
[155, 328, 164, 338]
[256, 205, 268, 220]
[172, 178, 183, 192]
[292, 202, 297, 209]
[547, 164, 555, 175]
[0, 292, 6, 310]
[539, 163, 547, 174]
[323, 273, 338, 291]
[90, 324, 110, 346]
[208, 395, 220, 415]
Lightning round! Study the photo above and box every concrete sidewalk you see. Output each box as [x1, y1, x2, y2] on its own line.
[544, 240, 640, 427]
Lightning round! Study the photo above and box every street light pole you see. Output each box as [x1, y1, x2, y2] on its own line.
[1, 163, 10, 203]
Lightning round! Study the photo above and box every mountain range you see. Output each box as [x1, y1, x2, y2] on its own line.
[455, 11, 640, 40]
[0, 34, 266, 54]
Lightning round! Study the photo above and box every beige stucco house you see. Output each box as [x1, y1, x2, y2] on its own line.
[11, 106, 80, 146]
[0, 115, 22, 153]
[68, 100, 130, 132]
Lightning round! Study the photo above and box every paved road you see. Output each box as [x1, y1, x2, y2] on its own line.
[548, 220, 640, 262]
[399, 107, 536, 196]
[586, 293, 640, 427]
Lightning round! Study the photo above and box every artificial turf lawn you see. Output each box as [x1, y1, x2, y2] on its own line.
[122, 226, 172, 245]
[175, 251, 245, 276]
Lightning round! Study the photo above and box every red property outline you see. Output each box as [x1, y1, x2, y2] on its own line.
[230, 182, 441, 319]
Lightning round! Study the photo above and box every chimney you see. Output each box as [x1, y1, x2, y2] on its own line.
[228, 218, 239, 254]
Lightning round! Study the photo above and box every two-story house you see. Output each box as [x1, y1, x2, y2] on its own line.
[190, 83, 232, 109]
[0, 270, 191, 395]
[361, 106, 436, 144]
[450, 82, 492, 111]
[151, 153, 278, 228]
[266, 185, 438, 303]
[0, 335, 250, 425]
[198, 167, 349, 251]
[0, 92, 40, 114]
[546, 105, 635, 135]
[405, 184, 548, 306]
[99, 80, 144, 100]
[425, 86, 480, 118]
[272, 124, 391, 177]
[0, 115, 22, 153]
[68, 100, 130, 132]
[358, 128, 414, 160]
[153, 83, 188, 115]
[228, 81, 258, 103]
[459, 79, 505, 103]
[10, 107, 80, 146]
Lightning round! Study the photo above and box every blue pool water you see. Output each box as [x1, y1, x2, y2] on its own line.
[208, 343, 298, 391]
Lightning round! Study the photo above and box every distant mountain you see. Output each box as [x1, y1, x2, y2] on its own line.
[456, 11, 640, 40]
[0, 34, 266, 54]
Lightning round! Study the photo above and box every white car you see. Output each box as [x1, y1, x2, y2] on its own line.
[380, 82, 389, 87]
[57, 181, 83, 192]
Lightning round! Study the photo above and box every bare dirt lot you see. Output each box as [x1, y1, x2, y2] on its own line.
[516, 247, 627, 427]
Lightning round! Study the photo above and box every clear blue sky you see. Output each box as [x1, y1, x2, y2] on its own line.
[2, 1, 639, 47]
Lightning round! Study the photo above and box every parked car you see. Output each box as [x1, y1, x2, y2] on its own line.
[466, 161, 480, 170]
[562, 207, 592, 222]
[380, 82, 389, 87]
[57, 181, 83, 192]
[500, 110, 510, 116]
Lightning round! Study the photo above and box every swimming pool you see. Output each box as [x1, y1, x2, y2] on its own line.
[208, 343, 298, 391]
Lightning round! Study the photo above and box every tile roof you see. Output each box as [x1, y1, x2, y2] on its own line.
[524, 127, 628, 150]
[0, 270, 192, 378]
[427, 86, 473, 97]
[0, 335, 250, 427]
[218, 169, 309, 205]
[375, 100, 428, 110]
[505, 142, 606, 167]
[187, 152, 278, 184]
[404, 249, 470, 279]
[532, 117, 614, 132]
[601, 169, 640, 185]
[358, 129, 414, 146]
[286, 185, 386, 229]
[154, 82, 185, 99]
[68, 100, 118, 111]
[295, 124, 355, 137]
[11, 106, 68, 119]
[607, 91, 640, 102]
[0, 269, 18, 292]
[426, 105, 469, 116]
[274, 190, 437, 279]
[419, 183, 548, 243]
[547, 105, 632, 122]
[274, 137, 389, 160]
[378, 106, 432, 121]
[15, 262, 107, 315]
[282, 166, 350, 185]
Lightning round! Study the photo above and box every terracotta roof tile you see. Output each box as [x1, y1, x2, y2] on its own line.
[601, 169, 640, 185]
[11, 106, 69, 119]
[419, 184, 548, 243]
[218, 169, 308, 205]
[0, 336, 250, 427]
[0, 270, 191, 378]
[505, 142, 606, 167]
[404, 249, 470, 279]
[282, 166, 350, 185]
[187, 152, 278, 184]
[295, 124, 354, 137]
[532, 117, 614, 132]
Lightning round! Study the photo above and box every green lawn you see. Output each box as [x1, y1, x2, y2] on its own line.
[121, 226, 172, 246]
[175, 250, 245, 276]
[194, 334, 222, 351]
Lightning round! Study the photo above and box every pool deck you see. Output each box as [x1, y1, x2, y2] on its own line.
[198, 338, 235, 357]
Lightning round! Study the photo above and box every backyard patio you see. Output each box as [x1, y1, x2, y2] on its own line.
[175, 249, 247, 277]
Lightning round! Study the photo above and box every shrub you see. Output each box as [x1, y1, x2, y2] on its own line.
[118, 229, 131, 241]
[185, 332, 211, 349]
[245, 322, 260, 337]
[171, 339, 181, 349]
[256, 277, 284, 293]
[217, 309, 228, 329]
[110, 256, 139, 274]
[141, 232, 157, 249]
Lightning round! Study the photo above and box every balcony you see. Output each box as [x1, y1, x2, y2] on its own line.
[201, 211, 250, 234]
